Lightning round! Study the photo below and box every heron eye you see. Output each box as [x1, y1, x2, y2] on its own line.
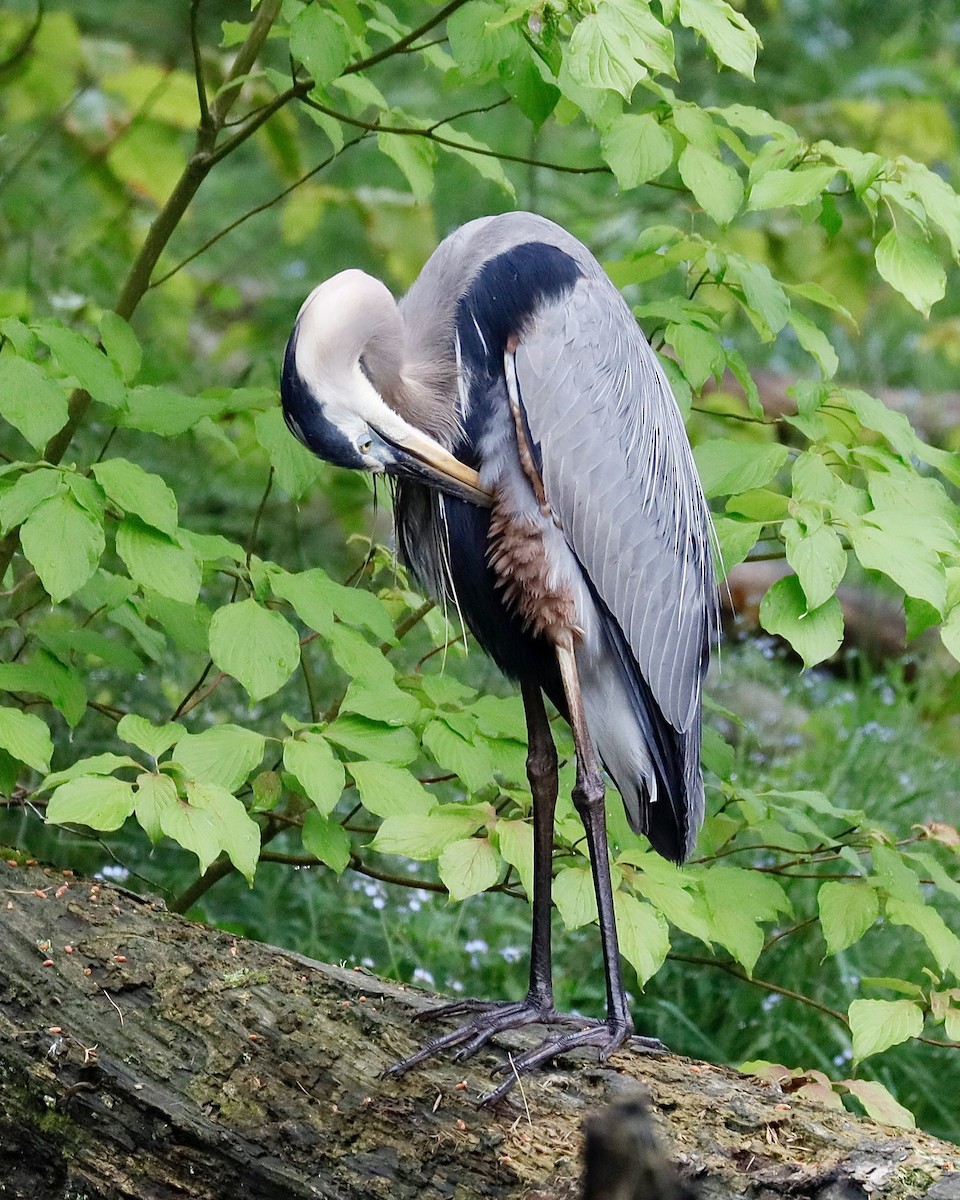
[358, 439, 373, 454]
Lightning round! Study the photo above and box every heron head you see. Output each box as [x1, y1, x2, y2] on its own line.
[281, 270, 490, 505]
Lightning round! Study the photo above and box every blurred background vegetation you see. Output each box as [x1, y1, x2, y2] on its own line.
[1, 0, 959, 1142]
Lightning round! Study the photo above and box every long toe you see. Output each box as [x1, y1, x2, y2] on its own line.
[386, 996, 564, 1078]
[480, 1019, 655, 1105]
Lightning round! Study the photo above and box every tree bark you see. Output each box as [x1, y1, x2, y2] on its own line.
[0, 859, 956, 1200]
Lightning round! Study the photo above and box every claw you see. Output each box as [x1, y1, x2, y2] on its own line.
[385, 995, 664, 1102]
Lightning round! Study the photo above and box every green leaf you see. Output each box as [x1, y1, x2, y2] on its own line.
[601, 113, 674, 189]
[122, 386, 222, 436]
[626, 857, 713, 943]
[748, 165, 837, 211]
[174, 725, 266, 792]
[898, 160, 960, 257]
[667, 322, 725, 389]
[471, 694, 528, 742]
[874, 228, 946, 317]
[0, 355, 70, 450]
[678, 0, 759, 78]
[377, 132, 434, 203]
[92, 458, 178, 536]
[499, 49, 559, 129]
[726, 489, 789, 522]
[613, 892, 670, 985]
[848, 519, 946, 613]
[842, 1080, 915, 1130]
[553, 866, 598, 930]
[784, 522, 847, 610]
[283, 734, 345, 815]
[842, 388, 921, 459]
[271, 566, 395, 643]
[159, 795, 221, 876]
[20, 493, 105, 602]
[700, 725, 735, 781]
[34, 324, 125, 408]
[711, 103, 797, 139]
[433, 125, 515, 198]
[759, 574, 843, 667]
[141, 591, 211, 654]
[701, 866, 791, 974]
[712, 516, 762, 574]
[185, 780, 260, 884]
[41, 752, 140, 791]
[302, 810, 351, 875]
[0, 650, 87, 727]
[818, 880, 879, 956]
[495, 818, 534, 900]
[350, 760, 433, 818]
[693, 439, 788, 499]
[871, 844, 922, 903]
[371, 810, 487, 860]
[134, 772, 178, 842]
[885, 897, 960, 978]
[422, 718, 494, 794]
[98, 312, 141, 383]
[608, 0, 676, 76]
[446, 1, 522, 75]
[289, 5, 351, 85]
[438, 836, 500, 901]
[46, 775, 136, 832]
[115, 518, 201, 604]
[208, 599, 301, 702]
[849, 998, 924, 1063]
[724, 255, 790, 339]
[254, 408, 322, 499]
[323, 714, 418, 765]
[340, 680, 420, 726]
[251, 770, 281, 813]
[0, 707, 53, 773]
[117, 714, 185, 760]
[565, 10, 646, 100]
[677, 144, 743, 225]
[325, 620, 395, 687]
[791, 312, 839, 379]
[0, 468, 64, 534]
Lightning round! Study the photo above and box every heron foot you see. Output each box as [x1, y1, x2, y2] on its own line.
[385, 997, 663, 1103]
[385, 995, 566, 1081]
[480, 1020, 664, 1106]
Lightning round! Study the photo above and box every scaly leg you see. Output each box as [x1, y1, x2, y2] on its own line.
[386, 682, 587, 1079]
[480, 640, 661, 1104]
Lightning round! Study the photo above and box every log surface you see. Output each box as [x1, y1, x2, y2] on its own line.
[0, 860, 956, 1200]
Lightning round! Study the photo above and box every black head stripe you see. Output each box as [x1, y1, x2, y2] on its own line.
[280, 328, 365, 469]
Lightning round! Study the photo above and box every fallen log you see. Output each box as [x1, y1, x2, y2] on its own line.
[0, 859, 957, 1200]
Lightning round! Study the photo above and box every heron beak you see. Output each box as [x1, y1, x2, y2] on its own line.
[379, 427, 493, 507]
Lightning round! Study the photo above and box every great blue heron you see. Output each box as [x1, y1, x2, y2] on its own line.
[281, 212, 717, 1102]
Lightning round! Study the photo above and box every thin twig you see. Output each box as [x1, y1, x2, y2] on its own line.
[302, 94, 609, 176]
[189, 0, 211, 131]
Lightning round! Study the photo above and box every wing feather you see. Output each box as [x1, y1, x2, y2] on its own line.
[513, 273, 717, 737]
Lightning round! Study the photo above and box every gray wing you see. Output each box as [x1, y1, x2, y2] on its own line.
[511, 272, 717, 735]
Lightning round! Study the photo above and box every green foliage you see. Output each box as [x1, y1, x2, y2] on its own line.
[2, 0, 960, 1140]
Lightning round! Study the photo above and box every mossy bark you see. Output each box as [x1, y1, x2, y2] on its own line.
[0, 859, 956, 1200]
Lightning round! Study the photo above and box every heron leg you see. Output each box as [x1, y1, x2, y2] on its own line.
[385, 683, 580, 1079]
[555, 640, 630, 1032]
[476, 641, 663, 1105]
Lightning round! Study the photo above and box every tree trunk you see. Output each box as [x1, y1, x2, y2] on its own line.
[0, 859, 956, 1200]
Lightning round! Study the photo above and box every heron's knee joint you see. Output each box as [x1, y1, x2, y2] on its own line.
[526, 747, 558, 787]
[572, 770, 605, 813]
